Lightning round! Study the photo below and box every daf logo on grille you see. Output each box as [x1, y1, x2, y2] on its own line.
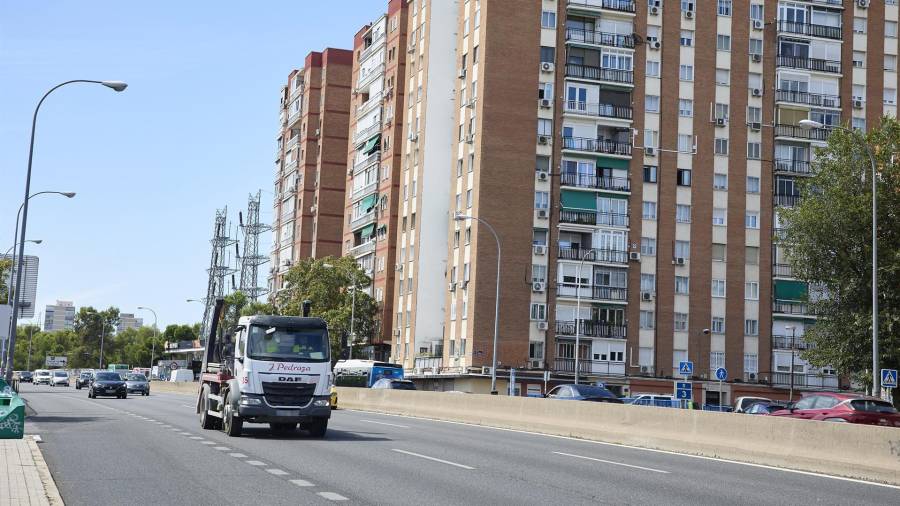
[278, 376, 304, 382]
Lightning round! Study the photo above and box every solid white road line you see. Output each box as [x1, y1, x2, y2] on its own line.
[245, 460, 266, 466]
[266, 469, 288, 476]
[391, 449, 475, 470]
[553, 451, 670, 474]
[360, 419, 410, 429]
[229, 453, 247, 458]
[180, 404, 194, 409]
[290, 479, 314, 487]
[317, 492, 348, 501]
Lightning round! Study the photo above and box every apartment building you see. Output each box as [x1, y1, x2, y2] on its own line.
[269, 49, 354, 293]
[342, 1, 409, 361]
[44, 300, 75, 332]
[116, 313, 143, 333]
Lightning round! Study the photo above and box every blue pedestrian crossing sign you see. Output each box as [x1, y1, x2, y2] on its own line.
[882, 369, 898, 389]
[678, 361, 694, 376]
[675, 381, 692, 400]
[715, 367, 727, 381]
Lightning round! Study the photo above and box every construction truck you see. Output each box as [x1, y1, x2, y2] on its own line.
[196, 299, 332, 437]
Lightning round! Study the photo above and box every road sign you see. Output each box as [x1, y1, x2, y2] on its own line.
[45, 355, 67, 367]
[679, 361, 694, 376]
[675, 381, 692, 400]
[882, 368, 898, 389]
[170, 362, 179, 370]
[715, 367, 727, 381]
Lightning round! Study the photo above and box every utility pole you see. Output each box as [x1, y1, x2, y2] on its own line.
[98, 319, 107, 370]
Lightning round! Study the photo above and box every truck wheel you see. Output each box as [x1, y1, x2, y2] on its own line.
[305, 419, 328, 438]
[200, 387, 220, 430]
[270, 422, 297, 433]
[223, 392, 242, 437]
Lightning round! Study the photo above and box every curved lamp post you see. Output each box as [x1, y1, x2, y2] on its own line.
[137, 306, 158, 375]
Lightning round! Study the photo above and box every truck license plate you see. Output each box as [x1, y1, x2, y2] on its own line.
[276, 410, 299, 417]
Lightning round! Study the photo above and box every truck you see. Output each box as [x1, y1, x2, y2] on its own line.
[196, 299, 332, 437]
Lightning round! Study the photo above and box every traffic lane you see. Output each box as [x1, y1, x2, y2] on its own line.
[20, 385, 343, 506]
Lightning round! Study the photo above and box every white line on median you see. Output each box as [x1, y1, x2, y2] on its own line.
[317, 492, 348, 501]
[360, 419, 410, 428]
[391, 449, 475, 470]
[553, 451, 670, 474]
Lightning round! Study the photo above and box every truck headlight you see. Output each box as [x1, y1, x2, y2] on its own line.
[313, 399, 330, 407]
[240, 396, 262, 406]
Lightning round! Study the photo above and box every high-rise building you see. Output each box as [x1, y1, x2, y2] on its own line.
[2, 254, 39, 319]
[341, 0, 409, 360]
[270, 48, 354, 294]
[44, 300, 75, 332]
[117, 313, 144, 333]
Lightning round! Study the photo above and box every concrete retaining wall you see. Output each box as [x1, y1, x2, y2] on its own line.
[337, 387, 900, 485]
[150, 381, 199, 396]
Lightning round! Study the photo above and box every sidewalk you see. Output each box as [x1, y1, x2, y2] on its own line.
[0, 437, 64, 506]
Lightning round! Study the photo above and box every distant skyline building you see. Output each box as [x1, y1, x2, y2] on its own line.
[43, 300, 75, 332]
[117, 313, 144, 333]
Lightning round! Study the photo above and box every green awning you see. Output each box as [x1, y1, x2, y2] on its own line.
[561, 189, 597, 210]
[362, 135, 381, 155]
[360, 224, 376, 238]
[359, 193, 378, 211]
[775, 280, 808, 301]
[596, 157, 630, 170]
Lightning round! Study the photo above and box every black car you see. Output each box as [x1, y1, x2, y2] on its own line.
[371, 378, 417, 390]
[17, 371, 33, 383]
[546, 384, 623, 403]
[88, 372, 128, 399]
[75, 372, 92, 390]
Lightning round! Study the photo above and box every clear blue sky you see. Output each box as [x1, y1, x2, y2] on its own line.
[1, 1, 374, 328]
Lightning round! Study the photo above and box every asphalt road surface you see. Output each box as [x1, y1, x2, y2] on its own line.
[18, 383, 900, 505]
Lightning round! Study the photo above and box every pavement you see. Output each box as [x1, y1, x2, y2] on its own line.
[0, 436, 63, 506]
[16, 383, 900, 505]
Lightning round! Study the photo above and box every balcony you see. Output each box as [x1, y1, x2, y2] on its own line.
[563, 101, 633, 121]
[553, 357, 626, 376]
[566, 0, 636, 15]
[775, 89, 840, 108]
[770, 372, 838, 389]
[775, 124, 831, 142]
[776, 55, 841, 74]
[772, 335, 814, 350]
[562, 136, 632, 157]
[352, 180, 378, 198]
[349, 240, 376, 258]
[560, 172, 630, 192]
[285, 135, 300, 152]
[353, 122, 382, 145]
[560, 209, 629, 228]
[356, 90, 384, 118]
[774, 263, 795, 278]
[557, 283, 628, 302]
[774, 194, 802, 207]
[555, 320, 627, 339]
[775, 158, 812, 175]
[565, 28, 635, 49]
[349, 211, 376, 230]
[774, 227, 788, 241]
[357, 63, 385, 89]
[558, 247, 628, 265]
[777, 20, 842, 40]
[353, 152, 380, 173]
[773, 300, 810, 315]
[359, 31, 386, 63]
[565, 63, 634, 86]
[287, 108, 302, 127]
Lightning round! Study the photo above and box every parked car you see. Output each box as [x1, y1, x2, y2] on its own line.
[625, 394, 678, 408]
[75, 372, 93, 390]
[124, 373, 150, 396]
[770, 392, 900, 427]
[371, 378, 417, 390]
[50, 370, 70, 387]
[14, 371, 33, 383]
[33, 369, 52, 385]
[546, 384, 623, 403]
[733, 396, 773, 414]
[745, 401, 789, 415]
[88, 371, 127, 399]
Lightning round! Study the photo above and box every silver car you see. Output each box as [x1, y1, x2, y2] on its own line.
[124, 373, 150, 396]
[50, 370, 70, 387]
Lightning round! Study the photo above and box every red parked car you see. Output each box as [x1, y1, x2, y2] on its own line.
[770, 392, 900, 427]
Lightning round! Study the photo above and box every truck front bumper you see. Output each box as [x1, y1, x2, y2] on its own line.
[237, 394, 331, 423]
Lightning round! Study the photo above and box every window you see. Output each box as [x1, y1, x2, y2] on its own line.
[712, 243, 726, 262]
[744, 353, 759, 374]
[643, 165, 658, 183]
[745, 212, 759, 229]
[675, 204, 691, 223]
[677, 134, 693, 153]
[885, 55, 897, 72]
[749, 38, 763, 56]
[533, 229, 548, 246]
[712, 279, 726, 297]
[852, 84, 865, 101]
[675, 240, 690, 259]
[537, 118, 553, 136]
[541, 10, 556, 28]
[673, 312, 689, 332]
[646, 60, 661, 77]
[640, 237, 657, 256]
[887, 21, 898, 38]
[644, 129, 659, 148]
[714, 138, 729, 155]
[747, 176, 760, 194]
[713, 173, 728, 190]
[711, 317, 725, 334]
[852, 117, 867, 132]
[530, 303, 547, 321]
[714, 103, 729, 120]
[673, 350, 688, 369]
[675, 277, 690, 295]
[679, 65, 694, 81]
[538, 82, 554, 100]
[750, 4, 763, 22]
[642, 201, 657, 220]
[747, 142, 761, 160]
[680, 30, 694, 47]
[534, 191, 549, 209]
[745, 281, 759, 300]
[744, 319, 759, 336]
[885, 88, 897, 106]
[646, 95, 660, 112]
[748, 73, 763, 90]
[641, 274, 656, 293]
[853, 51, 865, 68]
[717, 35, 731, 51]
[677, 169, 692, 186]
[640, 310, 655, 329]
[854, 17, 867, 34]
[710, 352, 725, 372]
[746, 246, 759, 265]
[717, 0, 731, 16]
[679, 99, 693, 117]
[540, 46, 555, 63]
[712, 208, 726, 226]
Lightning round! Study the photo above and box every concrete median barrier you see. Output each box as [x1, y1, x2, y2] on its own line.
[337, 387, 900, 485]
[149, 381, 200, 396]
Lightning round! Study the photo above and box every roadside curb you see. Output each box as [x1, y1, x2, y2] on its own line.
[27, 436, 64, 506]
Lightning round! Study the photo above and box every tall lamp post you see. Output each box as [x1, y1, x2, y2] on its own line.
[798, 119, 879, 396]
[322, 263, 361, 360]
[137, 306, 158, 376]
[6, 79, 126, 382]
[454, 213, 501, 395]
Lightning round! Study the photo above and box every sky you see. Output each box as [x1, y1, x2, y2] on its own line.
[1, 1, 376, 328]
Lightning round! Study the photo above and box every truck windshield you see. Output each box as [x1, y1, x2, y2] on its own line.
[247, 325, 329, 362]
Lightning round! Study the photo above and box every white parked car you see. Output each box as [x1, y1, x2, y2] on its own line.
[34, 369, 52, 385]
[733, 396, 772, 414]
[50, 370, 70, 387]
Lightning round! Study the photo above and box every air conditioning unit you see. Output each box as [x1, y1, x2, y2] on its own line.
[537, 171, 549, 181]
[537, 209, 549, 219]
[448, 282, 457, 292]
[314, 128, 320, 137]
[748, 372, 757, 381]
[716, 118, 727, 127]
[649, 40, 662, 50]
[309, 205, 317, 213]
[532, 282, 545, 292]
[640, 365, 652, 374]
[857, 0, 869, 7]
[465, 134, 475, 144]
[684, 10, 694, 19]
[645, 147, 657, 156]
[407, 43, 416, 54]
[751, 88, 762, 97]
[853, 100, 864, 109]
[458, 67, 467, 79]
[466, 98, 477, 109]
[481, 366, 492, 376]
[629, 251, 642, 262]
[408, 132, 418, 141]
[395, 263, 403, 272]
[641, 291, 654, 301]
[538, 135, 550, 145]
[749, 122, 762, 131]
[751, 54, 762, 63]
[752, 20, 764, 30]
[673, 257, 686, 266]
[536, 322, 549, 331]
[529, 360, 544, 369]
[650, 6, 660, 15]
[281, 259, 292, 267]
[533, 245, 547, 256]
[539, 98, 552, 108]
[540, 62, 555, 73]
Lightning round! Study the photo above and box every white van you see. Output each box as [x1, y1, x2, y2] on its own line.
[34, 369, 52, 385]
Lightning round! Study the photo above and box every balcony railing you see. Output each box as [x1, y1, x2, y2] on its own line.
[352, 180, 378, 198]
[285, 135, 300, 152]
[358, 31, 386, 62]
[565, 28, 635, 49]
[565, 63, 634, 85]
[560, 209, 629, 227]
[349, 211, 376, 230]
[562, 136, 632, 156]
[553, 358, 626, 376]
[563, 101, 633, 120]
[353, 152, 380, 172]
[774, 227, 788, 241]
[353, 122, 382, 145]
[771, 372, 838, 389]
[558, 247, 629, 264]
[557, 283, 628, 302]
[774, 263, 795, 277]
[776, 55, 841, 74]
[348, 240, 376, 258]
[567, 0, 636, 13]
[555, 320, 627, 339]
[775, 89, 841, 108]
[772, 335, 814, 350]
[775, 124, 831, 141]
[774, 194, 802, 207]
[560, 172, 631, 192]
[357, 63, 385, 88]
[775, 158, 812, 175]
[773, 300, 810, 315]
[777, 20, 842, 40]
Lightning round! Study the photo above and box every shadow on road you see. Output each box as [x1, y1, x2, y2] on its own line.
[235, 427, 392, 442]
[27, 415, 104, 424]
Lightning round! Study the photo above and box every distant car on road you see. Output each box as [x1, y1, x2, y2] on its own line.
[546, 384, 623, 403]
[744, 401, 789, 415]
[75, 372, 93, 390]
[733, 396, 773, 414]
[88, 371, 127, 399]
[770, 392, 900, 427]
[624, 394, 678, 408]
[50, 370, 70, 387]
[371, 378, 417, 390]
[14, 371, 33, 383]
[33, 369, 52, 385]
[125, 373, 150, 396]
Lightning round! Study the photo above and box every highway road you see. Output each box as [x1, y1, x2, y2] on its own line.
[18, 383, 900, 505]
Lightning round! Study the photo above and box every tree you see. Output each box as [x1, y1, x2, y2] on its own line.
[275, 256, 377, 361]
[780, 118, 900, 389]
[73, 306, 120, 368]
[0, 257, 11, 304]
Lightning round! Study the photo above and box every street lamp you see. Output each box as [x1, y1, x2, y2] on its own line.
[186, 298, 205, 304]
[574, 249, 597, 385]
[454, 212, 502, 395]
[785, 325, 797, 403]
[798, 119, 879, 396]
[6, 79, 125, 382]
[137, 306, 158, 376]
[4, 240, 42, 255]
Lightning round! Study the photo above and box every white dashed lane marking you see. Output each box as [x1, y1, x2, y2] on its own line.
[245, 460, 266, 466]
[290, 479, 314, 487]
[266, 469, 288, 476]
[213, 446, 231, 451]
[229, 453, 247, 458]
[318, 492, 348, 501]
